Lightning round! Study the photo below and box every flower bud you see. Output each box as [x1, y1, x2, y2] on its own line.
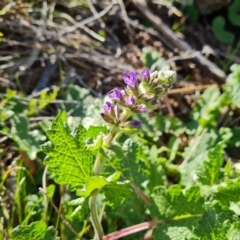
[119, 120, 141, 135]
[100, 113, 115, 124]
[103, 101, 116, 118]
[100, 101, 116, 124]
[125, 95, 135, 107]
[139, 81, 156, 95]
[141, 69, 150, 82]
[149, 70, 176, 97]
[152, 70, 176, 87]
[131, 104, 147, 113]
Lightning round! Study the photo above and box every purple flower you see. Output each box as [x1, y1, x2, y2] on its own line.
[103, 101, 112, 113]
[123, 72, 137, 88]
[108, 89, 122, 101]
[141, 69, 150, 80]
[131, 120, 141, 129]
[125, 95, 135, 106]
[139, 104, 147, 112]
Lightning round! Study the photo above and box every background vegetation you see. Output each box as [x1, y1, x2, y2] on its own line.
[1, 0, 240, 239]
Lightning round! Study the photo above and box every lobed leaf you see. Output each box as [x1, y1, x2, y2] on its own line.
[153, 216, 200, 240]
[214, 178, 240, 208]
[42, 112, 97, 190]
[76, 172, 131, 206]
[151, 185, 204, 219]
[12, 221, 59, 240]
[180, 130, 219, 186]
[194, 210, 231, 240]
[196, 144, 224, 185]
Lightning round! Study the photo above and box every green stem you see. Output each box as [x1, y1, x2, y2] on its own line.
[89, 126, 119, 239]
[93, 125, 118, 175]
[89, 190, 103, 240]
[89, 111, 132, 239]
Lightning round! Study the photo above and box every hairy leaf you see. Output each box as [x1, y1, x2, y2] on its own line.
[151, 185, 204, 239]
[106, 139, 147, 187]
[76, 172, 131, 206]
[196, 144, 224, 185]
[153, 216, 200, 240]
[180, 130, 219, 186]
[214, 178, 240, 207]
[194, 210, 231, 240]
[43, 112, 100, 190]
[151, 185, 204, 219]
[12, 221, 59, 240]
[191, 85, 222, 127]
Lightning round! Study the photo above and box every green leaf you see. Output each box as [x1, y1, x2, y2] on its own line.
[227, 128, 240, 147]
[12, 221, 59, 240]
[196, 144, 224, 185]
[151, 183, 239, 240]
[1, 114, 46, 159]
[106, 195, 146, 233]
[103, 180, 132, 206]
[43, 112, 95, 190]
[227, 222, 240, 240]
[81, 98, 105, 128]
[214, 178, 240, 208]
[184, 5, 199, 22]
[29, 88, 59, 114]
[192, 86, 222, 127]
[145, 153, 166, 191]
[46, 184, 56, 199]
[84, 126, 108, 153]
[110, 139, 147, 187]
[194, 210, 230, 240]
[151, 185, 204, 219]
[228, 0, 240, 27]
[167, 136, 181, 161]
[153, 216, 200, 240]
[43, 226, 60, 240]
[180, 129, 219, 186]
[60, 84, 90, 117]
[225, 64, 240, 108]
[151, 185, 204, 239]
[142, 47, 170, 70]
[68, 197, 90, 220]
[77, 176, 112, 197]
[76, 172, 131, 206]
[212, 17, 234, 44]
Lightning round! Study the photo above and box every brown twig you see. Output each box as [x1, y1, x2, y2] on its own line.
[131, 0, 226, 83]
[168, 84, 224, 95]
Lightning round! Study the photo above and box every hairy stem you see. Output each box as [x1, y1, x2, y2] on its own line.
[93, 125, 118, 175]
[89, 190, 103, 240]
[90, 111, 131, 239]
[89, 126, 119, 239]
